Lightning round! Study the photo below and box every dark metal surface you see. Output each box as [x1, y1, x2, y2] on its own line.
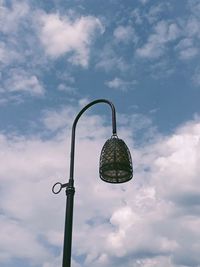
[62, 185, 75, 267]
[99, 135, 133, 183]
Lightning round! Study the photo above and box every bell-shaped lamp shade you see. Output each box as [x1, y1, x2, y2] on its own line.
[99, 136, 133, 183]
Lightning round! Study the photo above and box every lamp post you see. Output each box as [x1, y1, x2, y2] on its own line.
[52, 99, 133, 267]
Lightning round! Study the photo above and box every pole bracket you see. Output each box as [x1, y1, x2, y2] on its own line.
[52, 182, 69, 194]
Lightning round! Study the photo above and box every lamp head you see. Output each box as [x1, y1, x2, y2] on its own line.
[99, 135, 133, 183]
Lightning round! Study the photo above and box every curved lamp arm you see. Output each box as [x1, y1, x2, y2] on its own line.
[69, 99, 117, 187]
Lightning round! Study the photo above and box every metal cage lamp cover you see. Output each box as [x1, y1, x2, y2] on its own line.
[99, 135, 133, 183]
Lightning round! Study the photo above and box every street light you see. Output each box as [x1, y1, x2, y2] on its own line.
[52, 99, 133, 267]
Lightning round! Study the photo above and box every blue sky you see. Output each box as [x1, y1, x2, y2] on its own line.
[1, 0, 200, 266]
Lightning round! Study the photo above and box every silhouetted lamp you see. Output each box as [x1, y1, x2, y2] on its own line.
[52, 99, 133, 267]
[100, 135, 133, 183]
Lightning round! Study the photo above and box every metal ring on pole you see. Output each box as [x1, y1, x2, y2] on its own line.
[52, 182, 69, 194]
[52, 182, 62, 194]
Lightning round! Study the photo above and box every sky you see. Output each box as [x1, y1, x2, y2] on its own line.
[1, 0, 200, 266]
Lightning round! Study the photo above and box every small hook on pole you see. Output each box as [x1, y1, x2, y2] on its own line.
[52, 182, 68, 194]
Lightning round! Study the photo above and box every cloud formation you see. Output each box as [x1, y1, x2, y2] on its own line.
[106, 77, 136, 91]
[3, 68, 45, 96]
[136, 20, 180, 59]
[1, 1, 200, 267]
[37, 12, 104, 67]
[113, 25, 138, 44]
[1, 103, 200, 267]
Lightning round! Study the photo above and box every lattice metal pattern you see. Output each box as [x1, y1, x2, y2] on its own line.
[99, 136, 133, 183]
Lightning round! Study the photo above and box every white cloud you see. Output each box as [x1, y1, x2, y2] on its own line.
[136, 39, 163, 59]
[106, 77, 136, 91]
[56, 73, 76, 93]
[146, 3, 169, 24]
[134, 256, 175, 267]
[0, 106, 118, 266]
[42, 107, 76, 131]
[192, 68, 200, 87]
[149, 60, 175, 79]
[37, 12, 104, 67]
[41, 104, 109, 139]
[175, 38, 196, 57]
[113, 25, 138, 44]
[0, 1, 29, 34]
[139, 0, 150, 5]
[56, 72, 75, 83]
[0, 41, 20, 65]
[132, 2, 200, 65]
[0, 216, 50, 264]
[96, 44, 129, 72]
[3, 68, 45, 96]
[0, 1, 32, 70]
[185, 17, 200, 37]
[57, 83, 77, 94]
[188, 0, 200, 18]
[106, 118, 200, 266]
[1, 104, 200, 267]
[136, 20, 180, 59]
[131, 8, 143, 25]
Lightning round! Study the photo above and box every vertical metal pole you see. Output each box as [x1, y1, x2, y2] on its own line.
[62, 185, 75, 267]
[62, 124, 76, 267]
[61, 99, 117, 267]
